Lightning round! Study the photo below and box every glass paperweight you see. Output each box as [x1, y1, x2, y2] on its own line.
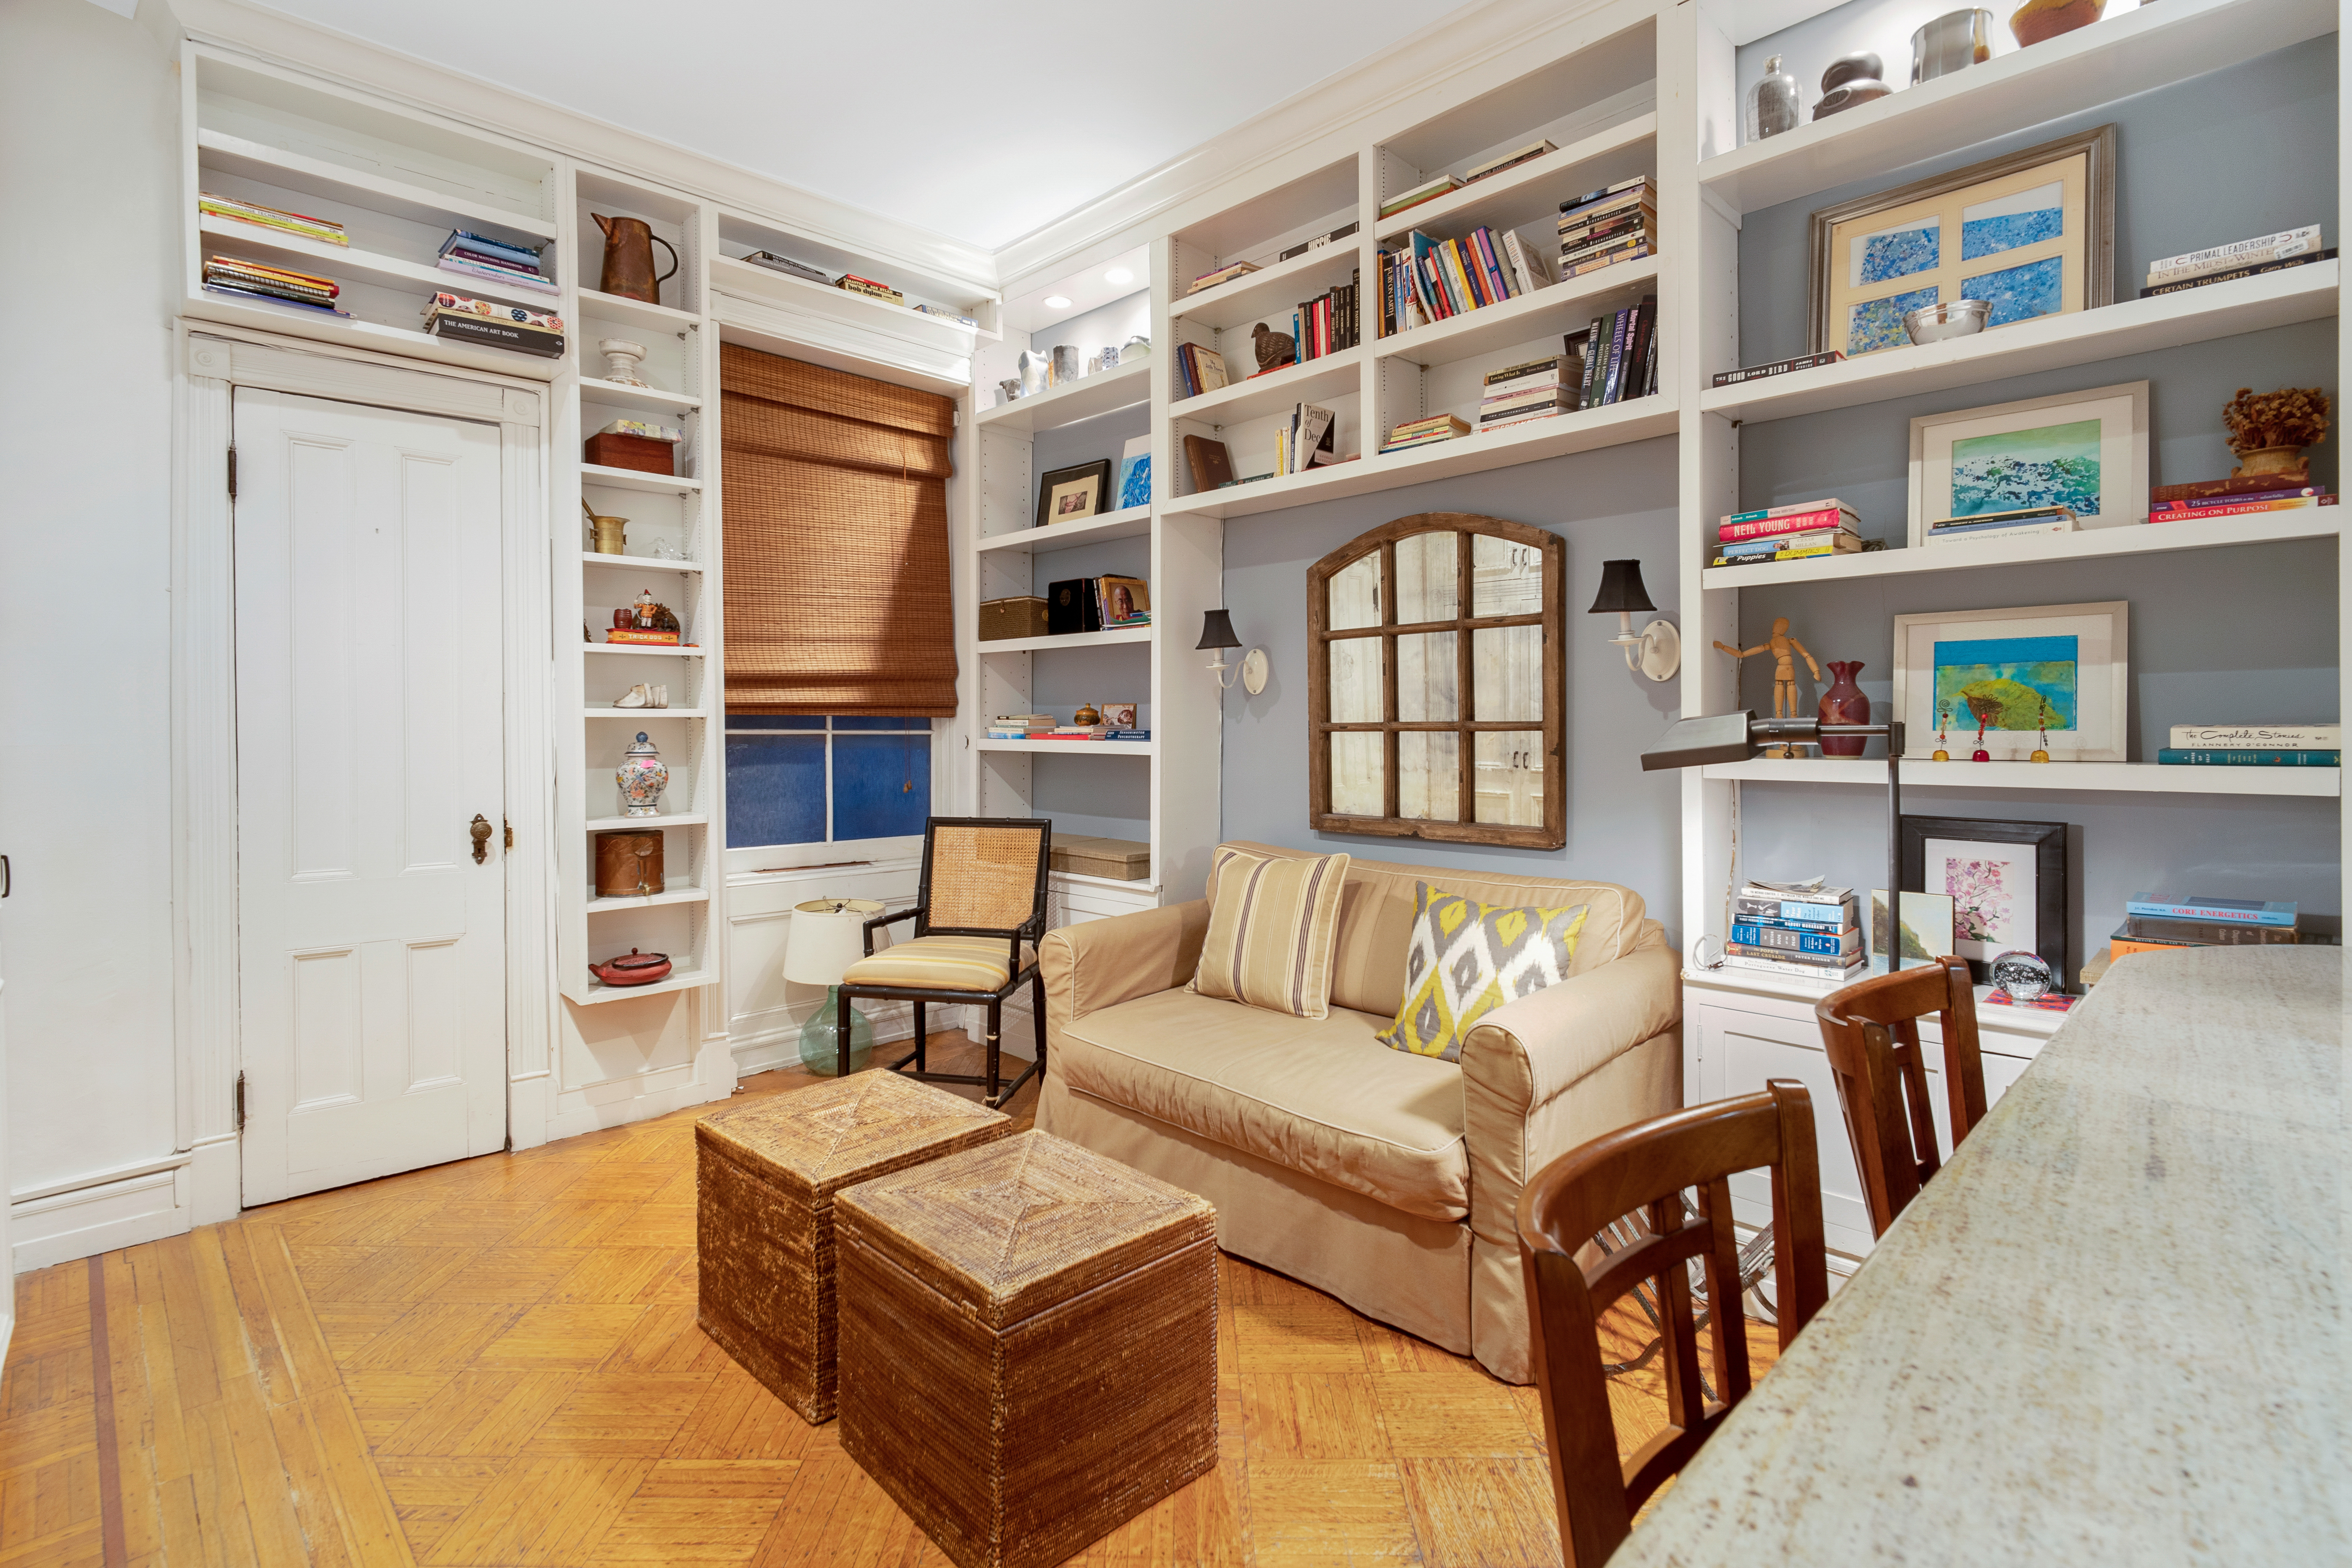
[796, 986, 876, 1076]
[1989, 950, 2054, 1001]
[1745, 54, 1801, 142]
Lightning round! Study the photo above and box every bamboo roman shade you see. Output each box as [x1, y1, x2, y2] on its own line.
[720, 343, 959, 715]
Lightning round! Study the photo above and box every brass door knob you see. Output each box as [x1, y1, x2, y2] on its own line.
[470, 814, 493, 865]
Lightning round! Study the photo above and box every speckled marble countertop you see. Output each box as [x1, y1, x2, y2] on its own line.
[1615, 945, 2348, 1564]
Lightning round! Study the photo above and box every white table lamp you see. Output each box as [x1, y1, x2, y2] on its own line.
[786, 898, 884, 1075]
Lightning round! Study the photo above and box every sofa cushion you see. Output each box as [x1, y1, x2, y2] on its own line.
[1211, 842, 1648, 1020]
[1190, 845, 1351, 1019]
[1054, 988, 1468, 1221]
[1378, 883, 1589, 1063]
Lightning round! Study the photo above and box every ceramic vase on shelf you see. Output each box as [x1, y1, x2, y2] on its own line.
[1744, 54, 1800, 142]
[1017, 349, 1051, 397]
[1817, 662, 1870, 755]
[617, 731, 668, 817]
[599, 338, 652, 388]
[2009, 0, 2103, 46]
[1051, 345, 1082, 383]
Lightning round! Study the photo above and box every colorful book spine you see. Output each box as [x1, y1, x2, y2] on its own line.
[1711, 352, 1845, 388]
[2152, 496, 2336, 521]
[1720, 952, 1863, 980]
[1732, 896, 1854, 924]
[2145, 226, 2323, 280]
[2152, 487, 2323, 510]
[2155, 749, 2339, 766]
[1730, 923, 1861, 956]
[2123, 896, 2296, 927]
[1718, 509, 1857, 543]
[2136, 249, 2336, 297]
[427, 293, 564, 333]
[201, 283, 349, 317]
[437, 256, 559, 294]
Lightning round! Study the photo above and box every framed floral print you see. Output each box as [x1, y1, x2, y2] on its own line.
[1899, 815, 2071, 987]
[1809, 125, 2115, 357]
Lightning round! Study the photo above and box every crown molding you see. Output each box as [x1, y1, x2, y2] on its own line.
[167, 0, 1000, 293]
[991, 0, 1653, 294]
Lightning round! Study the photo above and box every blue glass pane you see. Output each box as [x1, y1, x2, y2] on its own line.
[833, 733, 931, 840]
[1856, 220, 1939, 284]
[726, 735, 825, 847]
[1959, 255, 2064, 327]
[727, 715, 823, 730]
[1846, 285, 1940, 356]
[834, 715, 929, 730]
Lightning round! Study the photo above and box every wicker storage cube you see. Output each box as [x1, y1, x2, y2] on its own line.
[695, 1073, 1012, 1424]
[835, 1131, 1218, 1568]
[1050, 835, 1151, 881]
[979, 596, 1050, 641]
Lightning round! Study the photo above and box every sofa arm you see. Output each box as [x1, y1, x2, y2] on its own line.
[1039, 900, 1211, 1027]
[1458, 926, 1681, 1119]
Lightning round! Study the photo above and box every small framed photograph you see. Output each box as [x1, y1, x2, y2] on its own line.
[1810, 124, 2114, 357]
[1098, 575, 1151, 626]
[1034, 460, 1112, 529]
[1908, 381, 2148, 544]
[1901, 815, 2071, 987]
[1102, 702, 1138, 728]
[1891, 601, 2128, 762]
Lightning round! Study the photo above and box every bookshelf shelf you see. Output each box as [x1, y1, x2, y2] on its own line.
[1699, 759, 2342, 799]
[579, 377, 703, 412]
[1164, 396, 1676, 520]
[195, 215, 557, 310]
[1701, 262, 2339, 424]
[975, 358, 1151, 433]
[975, 505, 1155, 554]
[579, 464, 701, 495]
[577, 288, 702, 334]
[583, 707, 711, 719]
[568, 966, 717, 1006]
[583, 642, 705, 657]
[976, 627, 1154, 654]
[1697, 0, 2335, 214]
[584, 887, 712, 914]
[1375, 113, 1657, 244]
[580, 551, 705, 571]
[1173, 347, 1366, 428]
[194, 127, 559, 243]
[976, 739, 1155, 756]
[1701, 507, 2339, 589]
[585, 813, 710, 831]
[1174, 245, 1369, 334]
[182, 288, 564, 379]
[1377, 253, 1662, 368]
[708, 255, 986, 351]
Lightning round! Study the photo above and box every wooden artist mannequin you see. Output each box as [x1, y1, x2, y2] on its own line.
[1715, 617, 1819, 756]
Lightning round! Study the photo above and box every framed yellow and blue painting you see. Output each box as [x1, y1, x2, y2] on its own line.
[1891, 601, 2129, 762]
[1809, 126, 2115, 357]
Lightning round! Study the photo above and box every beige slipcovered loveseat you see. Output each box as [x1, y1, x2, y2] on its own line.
[1035, 841, 1681, 1384]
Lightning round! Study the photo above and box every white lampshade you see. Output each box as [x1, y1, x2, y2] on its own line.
[784, 899, 884, 986]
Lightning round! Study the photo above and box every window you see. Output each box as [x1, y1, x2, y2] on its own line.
[1307, 512, 1564, 849]
[726, 716, 931, 850]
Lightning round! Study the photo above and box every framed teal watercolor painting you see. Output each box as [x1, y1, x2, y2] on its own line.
[1906, 382, 2148, 544]
[1891, 602, 2128, 762]
[1809, 125, 2114, 357]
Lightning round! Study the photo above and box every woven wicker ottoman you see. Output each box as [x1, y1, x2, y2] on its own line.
[695, 1072, 1013, 1424]
[835, 1131, 1218, 1568]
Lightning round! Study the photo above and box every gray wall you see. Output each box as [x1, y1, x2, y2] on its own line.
[1219, 440, 1687, 941]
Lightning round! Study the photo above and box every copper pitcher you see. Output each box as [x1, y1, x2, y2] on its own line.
[593, 213, 679, 305]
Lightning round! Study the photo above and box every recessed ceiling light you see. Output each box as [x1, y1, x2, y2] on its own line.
[1044, 294, 1073, 309]
[1105, 268, 1135, 286]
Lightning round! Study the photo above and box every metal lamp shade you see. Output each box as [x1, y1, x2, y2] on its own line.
[783, 899, 883, 985]
[1197, 609, 1243, 650]
[1588, 559, 1657, 615]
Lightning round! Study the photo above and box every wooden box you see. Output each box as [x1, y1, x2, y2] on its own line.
[695, 1074, 1012, 1424]
[1051, 835, 1150, 881]
[836, 1132, 1217, 1568]
[978, 597, 1049, 641]
[584, 432, 676, 475]
[594, 829, 664, 897]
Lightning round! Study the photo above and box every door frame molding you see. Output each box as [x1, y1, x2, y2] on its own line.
[175, 323, 554, 1220]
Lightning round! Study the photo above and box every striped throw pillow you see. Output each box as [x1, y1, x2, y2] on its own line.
[1190, 846, 1352, 1019]
[1377, 882, 1588, 1063]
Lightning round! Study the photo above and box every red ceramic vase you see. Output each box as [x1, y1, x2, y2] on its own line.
[1817, 661, 1870, 755]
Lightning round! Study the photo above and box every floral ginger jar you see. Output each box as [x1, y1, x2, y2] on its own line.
[617, 731, 668, 817]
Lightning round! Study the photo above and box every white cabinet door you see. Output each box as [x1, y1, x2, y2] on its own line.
[235, 388, 509, 1204]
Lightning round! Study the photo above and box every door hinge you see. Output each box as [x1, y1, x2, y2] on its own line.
[504, 817, 515, 850]
[234, 1072, 247, 1131]
[227, 446, 237, 500]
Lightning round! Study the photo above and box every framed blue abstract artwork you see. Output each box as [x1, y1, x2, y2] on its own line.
[1906, 381, 2149, 544]
[1891, 601, 2129, 762]
[1810, 126, 2113, 356]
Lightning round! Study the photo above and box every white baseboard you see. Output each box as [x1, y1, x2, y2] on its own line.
[13, 1163, 191, 1274]
[188, 1134, 240, 1226]
[729, 1010, 916, 1078]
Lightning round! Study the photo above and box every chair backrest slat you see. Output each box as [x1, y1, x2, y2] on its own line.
[1516, 1081, 1830, 1566]
[1815, 955, 1987, 1239]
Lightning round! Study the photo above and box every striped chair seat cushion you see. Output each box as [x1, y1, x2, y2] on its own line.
[842, 935, 1033, 993]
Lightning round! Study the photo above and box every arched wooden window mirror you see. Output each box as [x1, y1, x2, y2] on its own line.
[1307, 512, 1565, 849]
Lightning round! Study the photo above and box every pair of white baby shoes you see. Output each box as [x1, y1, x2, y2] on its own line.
[614, 683, 669, 709]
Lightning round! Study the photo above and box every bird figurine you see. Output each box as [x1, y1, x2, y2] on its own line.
[1251, 322, 1297, 374]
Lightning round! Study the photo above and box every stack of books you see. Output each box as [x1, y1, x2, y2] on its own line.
[1289, 272, 1360, 362]
[1463, 140, 1556, 187]
[203, 255, 347, 315]
[2150, 478, 2336, 522]
[838, 273, 904, 306]
[423, 292, 566, 358]
[1925, 505, 2074, 544]
[437, 231, 555, 295]
[2156, 722, 2339, 767]
[1480, 357, 1576, 431]
[1558, 177, 1655, 280]
[1381, 414, 1470, 453]
[743, 250, 831, 284]
[1712, 499, 1862, 568]
[1274, 405, 1338, 476]
[1378, 227, 1548, 334]
[1567, 296, 1660, 412]
[2137, 226, 2334, 298]
[1380, 175, 1461, 221]
[2111, 893, 2299, 960]
[198, 192, 347, 245]
[1172, 343, 1230, 400]
[984, 715, 1151, 742]
[1725, 881, 1863, 981]
[1188, 260, 1260, 295]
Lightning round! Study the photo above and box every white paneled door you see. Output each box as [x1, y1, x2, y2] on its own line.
[235, 388, 508, 1205]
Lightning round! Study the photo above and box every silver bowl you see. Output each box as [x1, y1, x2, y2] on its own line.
[1903, 299, 1990, 344]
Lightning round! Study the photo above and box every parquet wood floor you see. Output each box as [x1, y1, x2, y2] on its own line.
[0, 1033, 1779, 1567]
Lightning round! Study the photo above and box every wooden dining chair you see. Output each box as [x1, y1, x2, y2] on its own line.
[1815, 955, 1987, 1239]
[1516, 1080, 1829, 1568]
